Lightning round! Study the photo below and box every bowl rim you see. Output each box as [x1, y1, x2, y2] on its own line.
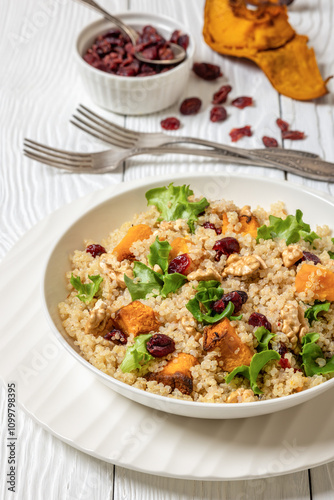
[41, 173, 334, 415]
[75, 11, 195, 82]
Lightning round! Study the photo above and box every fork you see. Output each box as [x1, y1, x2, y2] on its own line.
[23, 138, 334, 181]
[71, 104, 319, 165]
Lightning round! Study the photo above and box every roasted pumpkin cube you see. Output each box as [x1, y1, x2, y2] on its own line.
[203, 318, 253, 372]
[112, 224, 152, 261]
[295, 263, 334, 302]
[169, 237, 191, 261]
[114, 301, 160, 336]
[147, 353, 198, 395]
[221, 209, 259, 238]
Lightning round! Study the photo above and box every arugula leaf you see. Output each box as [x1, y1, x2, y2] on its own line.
[305, 301, 330, 325]
[70, 274, 103, 304]
[186, 283, 241, 324]
[225, 350, 280, 395]
[124, 240, 187, 300]
[148, 237, 171, 273]
[254, 327, 276, 352]
[120, 333, 154, 373]
[256, 209, 319, 246]
[124, 262, 164, 301]
[161, 273, 188, 297]
[301, 333, 334, 377]
[145, 183, 209, 233]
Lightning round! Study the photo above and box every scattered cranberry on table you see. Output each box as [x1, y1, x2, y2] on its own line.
[262, 136, 279, 148]
[179, 97, 202, 115]
[210, 106, 227, 122]
[146, 334, 175, 357]
[282, 130, 305, 140]
[203, 222, 222, 235]
[83, 25, 188, 77]
[160, 117, 181, 130]
[248, 312, 272, 332]
[168, 254, 192, 275]
[104, 329, 128, 345]
[231, 97, 253, 109]
[192, 62, 222, 81]
[212, 85, 232, 104]
[276, 118, 289, 132]
[213, 237, 240, 261]
[229, 126, 252, 142]
[86, 244, 106, 257]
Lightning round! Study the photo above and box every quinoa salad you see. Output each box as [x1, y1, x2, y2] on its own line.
[58, 184, 334, 404]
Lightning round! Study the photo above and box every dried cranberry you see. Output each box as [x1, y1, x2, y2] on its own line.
[140, 45, 158, 60]
[161, 117, 181, 131]
[213, 237, 240, 261]
[249, 312, 272, 332]
[279, 358, 291, 370]
[203, 222, 222, 235]
[210, 106, 227, 123]
[83, 52, 100, 66]
[277, 342, 288, 357]
[146, 334, 175, 357]
[116, 64, 138, 77]
[168, 254, 192, 275]
[180, 97, 202, 115]
[170, 30, 180, 44]
[86, 244, 106, 258]
[212, 85, 232, 104]
[229, 126, 252, 142]
[212, 291, 248, 314]
[262, 136, 278, 148]
[192, 62, 222, 81]
[177, 34, 189, 50]
[104, 329, 127, 345]
[236, 290, 248, 304]
[232, 96, 253, 109]
[296, 251, 321, 266]
[282, 130, 305, 140]
[159, 45, 174, 60]
[276, 118, 289, 132]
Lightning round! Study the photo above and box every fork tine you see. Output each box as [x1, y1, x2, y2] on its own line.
[23, 150, 88, 172]
[24, 143, 92, 165]
[71, 115, 134, 148]
[78, 104, 139, 140]
[23, 139, 92, 160]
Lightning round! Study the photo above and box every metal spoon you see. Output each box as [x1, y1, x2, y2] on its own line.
[74, 0, 186, 65]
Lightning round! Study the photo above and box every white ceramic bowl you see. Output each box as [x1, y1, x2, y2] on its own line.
[42, 173, 334, 419]
[75, 12, 195, 115]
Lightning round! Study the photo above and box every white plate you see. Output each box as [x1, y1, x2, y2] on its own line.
[1, 173, 334, 480]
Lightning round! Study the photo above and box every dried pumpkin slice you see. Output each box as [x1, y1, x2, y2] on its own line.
[203, 0, 329, 100]
[252, 34, 330, 101]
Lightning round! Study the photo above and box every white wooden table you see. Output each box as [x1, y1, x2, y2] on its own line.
[1, 0, 334, 498]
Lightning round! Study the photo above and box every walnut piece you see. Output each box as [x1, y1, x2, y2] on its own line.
[239, 205, 252, 218]
[181, 316, 200, 340]
[100, 260, 133, 289]
[280, 301, 308, 349]
[226, 388, 256, 404]
[85, 299, 112, 336]
[282, 245, 303, 268]
[187, 267, 221, 282]
[222, 254, 267, 277]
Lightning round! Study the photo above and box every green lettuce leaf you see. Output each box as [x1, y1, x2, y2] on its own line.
[145, 183, 209, 233]
[161, 273, 188, 298]
[254, 327, 276, 352]
[124, 262, 164, 301]
[70, 274, 103, 304]
[256, 209, 319, 246]
[186, 282, 242, 324]
[305, 301, 330, 325]
[120, 333, 154, 373]
[148, 237, 171, 273]
[225, 350, 280, 395]
[328, 251, 334, 259]
[301, 333, 334, 377]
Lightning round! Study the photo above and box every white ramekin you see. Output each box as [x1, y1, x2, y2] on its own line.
[75, 12, 195, 115]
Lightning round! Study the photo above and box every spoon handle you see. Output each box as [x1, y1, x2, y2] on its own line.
[73, 0, 138, 43]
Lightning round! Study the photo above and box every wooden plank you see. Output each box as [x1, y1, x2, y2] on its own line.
[115, 466, 311, 500]
[311, 464, 334, 499]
